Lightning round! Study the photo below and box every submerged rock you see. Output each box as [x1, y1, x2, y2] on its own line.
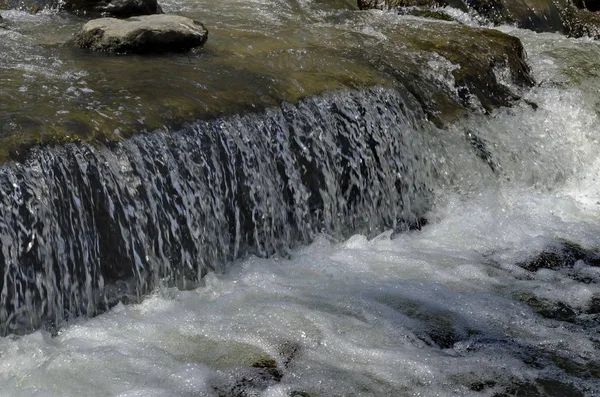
[75, 14, 208, 53]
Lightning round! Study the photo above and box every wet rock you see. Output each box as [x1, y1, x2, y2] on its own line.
[357, 0, 600, 40]
[587, 293, 600, 314]
[357, 0, 387, 8]
[464, 0, 566, 32]
[562, 6, 600, 39]
[396, 7, 456, 20]
[289, 392, 312, 397]
[377, 295, 468, 348]
[0, 0, 51, 12]
[75, 14, 208, 53]
[466, 131, 497, 172]
[210, 349, 296, 397]
[470, 380, 497, 392]
[494, 378, 584, 397]
[63, 0, 162, 18]
[212, 366, 283, 397]
[392, 217, 428, 236]
[550, 354, 600, 379]
[536, 378, 585, 397]
[0, 0, 161, 16]
[277, 341, 302, 369]
[358, 0, 455, 10]
[515, 292, 577, 322]
[389, 23, 534, 113]
[518, 240, 600, 272]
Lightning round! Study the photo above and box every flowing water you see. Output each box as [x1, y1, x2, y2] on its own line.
[1, 2, 600, 396]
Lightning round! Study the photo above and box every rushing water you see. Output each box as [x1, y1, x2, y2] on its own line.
[1, 3, 600, 397]
[0, 86, 436, 334]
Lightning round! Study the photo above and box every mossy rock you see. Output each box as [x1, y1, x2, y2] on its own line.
[386, 21, 534, 111]
[1, 8, 533, 163]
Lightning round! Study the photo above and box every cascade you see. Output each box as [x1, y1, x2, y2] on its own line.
[0, 87, 437, 335]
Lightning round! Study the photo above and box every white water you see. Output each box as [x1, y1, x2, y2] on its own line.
[2, 17, 600, 397]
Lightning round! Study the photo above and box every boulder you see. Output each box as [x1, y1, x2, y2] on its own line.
[517, 240, 600, 272]
[574, 0, 600, 10]
[63, 0, 162, 18]
[391, 0, 600, 40]
[358, 0, 466, 11]
[75, 14, 208, 53]
[356, 0, 600, 38]
[562, 5, 600, 39]
[0, 0, 55, 12]
[0, 0, 161, 17]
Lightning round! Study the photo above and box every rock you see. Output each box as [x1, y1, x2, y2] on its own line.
[587, 294, 600, 314]
[4, 7, 534, 160]
[460, 0, 566, 32]
[396, 7, 456, 21]
[357, 0, 386, 8]
[75, 14, 208, 53]
[0, 0, 54, 12]
[390, 23, 534, 113]
[515, 292, 577, 322]
[518, 240, 600, 272]
[358, 0, 445, 9]
[63, 0, 162, 18]
[356, 0, 600, 39]
[495, 379, 585, 397]
[0, 0, 161, 17]
[562, 6, 600, 39]
[584, 0, 600, 11]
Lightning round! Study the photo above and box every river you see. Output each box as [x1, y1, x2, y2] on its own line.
[1, 1, 600, 396]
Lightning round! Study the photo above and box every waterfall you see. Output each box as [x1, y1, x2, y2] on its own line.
[0, 87, 438, 335]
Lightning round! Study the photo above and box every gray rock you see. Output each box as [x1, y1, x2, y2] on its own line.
[75, 14, 208, 53]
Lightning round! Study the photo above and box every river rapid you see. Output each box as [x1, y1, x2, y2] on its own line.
[1, 1, 600, 397]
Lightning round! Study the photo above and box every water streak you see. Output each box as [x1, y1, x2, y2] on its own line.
[0, 87, 438, 335]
